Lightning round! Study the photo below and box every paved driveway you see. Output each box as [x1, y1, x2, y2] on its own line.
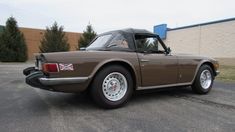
[0, 63, 235, 132]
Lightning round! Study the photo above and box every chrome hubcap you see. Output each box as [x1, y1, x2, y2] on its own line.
[200, 70, 212, 89]
[102, 72, 127, 101]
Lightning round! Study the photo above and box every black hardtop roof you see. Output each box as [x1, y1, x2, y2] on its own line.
[100, 28, 157, 36]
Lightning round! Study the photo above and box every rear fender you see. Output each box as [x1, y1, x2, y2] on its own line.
[88, 59, 139, 88]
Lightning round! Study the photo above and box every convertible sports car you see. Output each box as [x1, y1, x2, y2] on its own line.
[23, 28, 219, 108]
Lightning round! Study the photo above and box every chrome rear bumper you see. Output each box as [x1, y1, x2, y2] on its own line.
[24, 67, 89, 91]
[39, 77, 88, 85]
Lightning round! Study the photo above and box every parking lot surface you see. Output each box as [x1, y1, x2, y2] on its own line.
[0, 63, 235, 132]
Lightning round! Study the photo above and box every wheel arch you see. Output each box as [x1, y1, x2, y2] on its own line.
[201, 62, 216, 76]
[191, 60, 216, 83]
[88, 59, 138, 90]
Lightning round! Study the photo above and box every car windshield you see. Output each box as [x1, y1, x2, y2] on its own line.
[87, 34, 112, 49]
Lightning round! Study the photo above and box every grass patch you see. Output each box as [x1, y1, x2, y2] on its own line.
[216, 65, 235, 82]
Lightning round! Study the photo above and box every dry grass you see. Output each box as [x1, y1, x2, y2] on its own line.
[216, 65, 235, 82]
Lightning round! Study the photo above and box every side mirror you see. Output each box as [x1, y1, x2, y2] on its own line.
[79, 47, 86, 51]
[166, 47, 171, 54]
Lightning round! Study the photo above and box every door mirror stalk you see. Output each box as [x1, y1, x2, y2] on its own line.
[166, 47, 171, 55]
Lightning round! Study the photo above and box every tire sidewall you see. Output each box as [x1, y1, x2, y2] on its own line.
[194, 65, 214, 94]
[91, 65, 133, 108]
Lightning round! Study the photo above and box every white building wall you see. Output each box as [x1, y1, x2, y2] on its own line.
[164, 20, 235, 58]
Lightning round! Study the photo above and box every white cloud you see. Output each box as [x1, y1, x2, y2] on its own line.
[0, 0, 235, 33]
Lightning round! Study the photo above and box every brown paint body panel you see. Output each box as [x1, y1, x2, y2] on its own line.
[176, 54, 214, 83]
[37, 50, 218, 93]
[44, 51, 140, 78]
[137, 53, 178, 86]
[41, 51, 141, 92]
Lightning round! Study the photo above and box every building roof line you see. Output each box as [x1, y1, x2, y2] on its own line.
[0, 25, 82, 34]
[168, 17, 235, 31]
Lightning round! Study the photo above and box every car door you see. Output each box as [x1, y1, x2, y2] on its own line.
[135, 34, 178, 87]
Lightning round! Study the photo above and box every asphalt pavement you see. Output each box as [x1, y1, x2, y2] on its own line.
[0, 63, 235, 132]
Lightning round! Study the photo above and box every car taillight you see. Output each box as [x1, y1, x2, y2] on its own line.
[43, 63, 59, 73]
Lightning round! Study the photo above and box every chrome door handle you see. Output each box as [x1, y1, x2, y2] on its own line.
[140, 59, 149, 62]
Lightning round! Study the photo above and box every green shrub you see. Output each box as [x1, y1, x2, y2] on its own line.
[0, 17, 27, 62]
[78, 24, 97, 49]
[39, 22, 69, 53]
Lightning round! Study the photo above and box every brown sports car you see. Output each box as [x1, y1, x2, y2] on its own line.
[23, 28, 219, 108]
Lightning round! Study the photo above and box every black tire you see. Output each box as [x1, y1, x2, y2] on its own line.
[192, 65, 214, 94]
[90, 65, 133, 109]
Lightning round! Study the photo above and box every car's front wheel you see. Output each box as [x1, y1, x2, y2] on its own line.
[192, 65, 214, 94]
[90, 65, 133, 109]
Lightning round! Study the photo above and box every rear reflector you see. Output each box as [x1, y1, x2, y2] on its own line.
[43, 63, 59, 73]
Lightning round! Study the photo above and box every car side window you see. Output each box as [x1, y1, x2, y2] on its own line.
[108, 34, 129, 49]
[135, 35, 165, 53]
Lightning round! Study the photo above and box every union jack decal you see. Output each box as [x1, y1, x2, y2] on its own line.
[59, 63, 74, 71]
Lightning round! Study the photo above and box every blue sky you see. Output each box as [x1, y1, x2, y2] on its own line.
[0, 0, 234, 33]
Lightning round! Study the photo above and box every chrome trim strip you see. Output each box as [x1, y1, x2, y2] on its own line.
[216, 70, 220, 76]
[39, 77, 88, 85]
[35, 59, 42, 70]
[140, 59, 149, 62]
[137, 82, 192, 90]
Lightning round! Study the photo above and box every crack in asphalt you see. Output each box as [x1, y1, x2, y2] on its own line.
[171, 93, 235, 110]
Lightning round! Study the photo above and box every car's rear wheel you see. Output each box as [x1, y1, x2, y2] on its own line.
[90, 65, 133, 109]
[192, 65, 214, 94]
